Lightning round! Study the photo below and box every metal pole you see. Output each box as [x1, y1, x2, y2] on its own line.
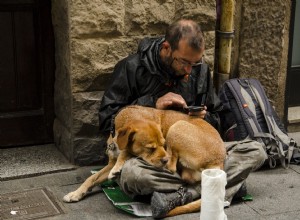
[216, 0, 235, 92]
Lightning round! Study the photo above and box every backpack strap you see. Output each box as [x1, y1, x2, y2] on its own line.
[232, 79, 285, 167]
[247, 79, 295, 168]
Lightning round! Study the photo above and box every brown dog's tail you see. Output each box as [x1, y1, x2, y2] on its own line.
[166, 199, 201, 217]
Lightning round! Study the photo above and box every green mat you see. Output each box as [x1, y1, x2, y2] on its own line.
[91, 168, 152, 217]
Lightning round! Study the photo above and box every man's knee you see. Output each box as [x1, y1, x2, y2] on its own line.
[225, 140, 268, 171]
[120, 158, 149, 185]
[119, 158, 156, 196]
[251, 142, 268, 170]
[235, 140, 267, 171]
[119, 158, 184, 196]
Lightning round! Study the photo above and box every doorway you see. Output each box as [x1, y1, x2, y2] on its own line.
[287, 0, 300, 107]
[0, 0, 55, 147]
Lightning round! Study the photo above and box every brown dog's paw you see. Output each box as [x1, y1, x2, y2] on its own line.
[63, 191, 85, 203]
[166, 162, 177, 174]
[166, 167, 177, 174]
[108, 168, 121, 180]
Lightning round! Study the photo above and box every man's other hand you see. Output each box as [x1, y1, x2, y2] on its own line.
[156, 92, 187, 110]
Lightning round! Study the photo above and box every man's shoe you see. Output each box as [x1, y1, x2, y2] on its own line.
[151, 187, 193, 218]
[233, 182, 247, 201]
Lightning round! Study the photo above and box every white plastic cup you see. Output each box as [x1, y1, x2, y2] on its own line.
[200, 169, 227, 220]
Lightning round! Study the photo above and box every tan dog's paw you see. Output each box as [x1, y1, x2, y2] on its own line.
[63, 191, 85, 203]
[166, 161, 177, 173]
[167, 166, 177, 174]
[108, 167, 121, 179]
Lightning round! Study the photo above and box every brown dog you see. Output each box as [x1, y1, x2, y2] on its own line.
[63, 105, 226, 217]
[163, 119, 225, 216]
[108, 118, 169, 179]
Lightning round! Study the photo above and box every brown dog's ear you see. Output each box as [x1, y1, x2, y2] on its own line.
[116, 126, 136, 150]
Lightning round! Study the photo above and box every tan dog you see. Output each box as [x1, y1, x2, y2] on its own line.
[163, 120, 225, 216]
[108, 118, 169, 179]
[63, 105, 226, 217]
[63, 115, 168, 203]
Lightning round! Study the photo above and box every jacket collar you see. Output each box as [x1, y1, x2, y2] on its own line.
[138, 37, 185, 84]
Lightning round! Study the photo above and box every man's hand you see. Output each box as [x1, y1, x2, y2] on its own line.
[156, 92, 187, 110]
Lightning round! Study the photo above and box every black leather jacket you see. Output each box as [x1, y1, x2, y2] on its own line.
[99, 37, 223, 134]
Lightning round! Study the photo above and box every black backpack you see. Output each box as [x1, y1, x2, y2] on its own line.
[219, 78, 298, 168]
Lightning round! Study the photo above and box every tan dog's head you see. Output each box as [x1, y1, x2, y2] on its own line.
[114, 119, 169, 168]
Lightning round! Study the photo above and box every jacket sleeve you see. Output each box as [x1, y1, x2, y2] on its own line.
[98, 60, 128, 134]
[98, 58, 157, 134]
[204, 91, 223, 132]
[201, 67, 223, 131]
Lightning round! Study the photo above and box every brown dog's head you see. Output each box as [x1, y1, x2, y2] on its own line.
[114, 119, 169, 168]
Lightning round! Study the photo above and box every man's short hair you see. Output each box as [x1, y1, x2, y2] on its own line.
[165, 19, 205, 51]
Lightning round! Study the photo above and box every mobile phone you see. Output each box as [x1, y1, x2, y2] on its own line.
[184, 105, 205, 112]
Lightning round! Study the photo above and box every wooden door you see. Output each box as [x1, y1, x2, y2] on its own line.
[287, 0, 300, 107]
[0, 0, 55, 147]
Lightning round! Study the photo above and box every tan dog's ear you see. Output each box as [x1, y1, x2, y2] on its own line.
[116, 126, 136, 150]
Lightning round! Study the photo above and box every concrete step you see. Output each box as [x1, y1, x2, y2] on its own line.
[288, 107, 300, 132]
[0, 144, 77, 180]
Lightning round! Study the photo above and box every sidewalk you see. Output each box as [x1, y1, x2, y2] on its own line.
[1, 133, 300, 220]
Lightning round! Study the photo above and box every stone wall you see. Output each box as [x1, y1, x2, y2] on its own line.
[51, 0, 217, 165]
[232, 0, 291, 118]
